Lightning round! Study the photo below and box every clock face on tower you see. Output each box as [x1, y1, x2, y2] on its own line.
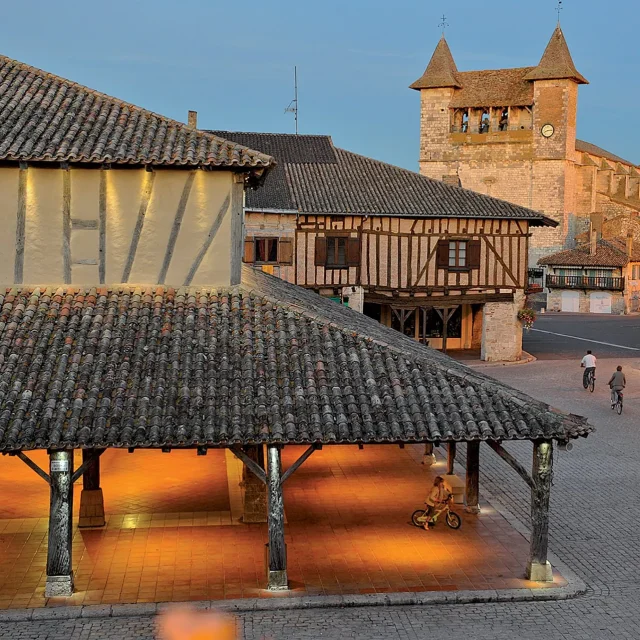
[541, 124, 555, 138]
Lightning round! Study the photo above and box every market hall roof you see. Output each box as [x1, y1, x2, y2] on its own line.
[211, 131, 556, 226]
[0, 267, 590, 452]
[0, 54, 274, 173]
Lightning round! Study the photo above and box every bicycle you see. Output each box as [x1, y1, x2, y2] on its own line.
[411, 495, 461, 530]
[584, 369, 595, 393]
[611, 389, 623, 415]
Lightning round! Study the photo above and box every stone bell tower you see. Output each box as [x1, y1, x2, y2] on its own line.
[411, 27, 588, 264]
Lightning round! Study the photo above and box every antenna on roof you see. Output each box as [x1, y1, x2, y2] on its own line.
[438, 14, 449, 36]
[556, 0, 563, 25]
[284, 66, 299, 135]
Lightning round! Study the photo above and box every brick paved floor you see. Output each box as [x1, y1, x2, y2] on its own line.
[0, 443, 560, 609]
[2, 357, 640, 638]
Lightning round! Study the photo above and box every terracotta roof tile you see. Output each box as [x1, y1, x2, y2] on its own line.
[450, 68, 535, 108]
[212, 132, 555, 225]
[538, 238, 639, 267]
[0, 267, 590, 451]
[576, 139, 638, 168]
[0, 55, 275, 170]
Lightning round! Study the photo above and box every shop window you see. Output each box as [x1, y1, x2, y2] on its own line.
[419, 306, 462, 340]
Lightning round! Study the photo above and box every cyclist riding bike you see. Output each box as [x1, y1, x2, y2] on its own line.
[580, 350, 597, 389]
[608, 365, 626, 409]
[423, 476, 450, 531]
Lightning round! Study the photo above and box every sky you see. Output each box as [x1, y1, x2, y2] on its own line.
[1, 0, 638, 170]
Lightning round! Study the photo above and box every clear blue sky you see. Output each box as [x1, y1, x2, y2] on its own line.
[2, 0, 638, 169]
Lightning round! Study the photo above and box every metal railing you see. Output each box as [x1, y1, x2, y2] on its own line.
[545, 275, 625, 291]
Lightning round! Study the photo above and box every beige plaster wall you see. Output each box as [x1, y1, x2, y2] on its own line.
[0, 166, 240, 287]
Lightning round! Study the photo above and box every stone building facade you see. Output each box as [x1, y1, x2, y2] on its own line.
[411, 27, 639, 266]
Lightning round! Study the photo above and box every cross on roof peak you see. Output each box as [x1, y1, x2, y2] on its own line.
[438, 14, 449, 36]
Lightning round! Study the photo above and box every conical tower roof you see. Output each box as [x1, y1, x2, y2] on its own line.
[410, 36, 461, 90]
[524, 26, 588, 84]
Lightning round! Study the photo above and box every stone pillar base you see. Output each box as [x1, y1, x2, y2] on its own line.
[78, 489, 105, 528]
[464, 504, 481, 514]
[45, 574, 74, 597]
[267, 570, 288, 591]
[527, 560, 553, 582]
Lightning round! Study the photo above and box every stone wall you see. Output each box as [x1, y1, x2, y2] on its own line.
[480, 291, 525, 362]
[546, 289, 626, 314]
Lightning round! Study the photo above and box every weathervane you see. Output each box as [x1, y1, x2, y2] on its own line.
[556, 0, 563, 25]
[284, 66, 299, 135]
[438, 14, 449, 36]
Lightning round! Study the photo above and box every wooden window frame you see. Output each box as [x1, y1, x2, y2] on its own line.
[254, 237, 279, 265]
[326, 235, 348, 269]
[448, 240, 468, 271]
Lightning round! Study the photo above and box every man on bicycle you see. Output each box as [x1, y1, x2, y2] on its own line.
[608, 365, 626, 408]
[580, 350, 597, 388]
[423, 476, 449, 531]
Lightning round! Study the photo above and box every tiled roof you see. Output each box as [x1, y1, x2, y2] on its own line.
[409, 36, 461, 90]
[211, 132, 555, 225]
[0, 54, 274, 170]
[0, 267, 590, 451]
[576, 140, 638, 168]
[450, 68, 535, 108]
[538, 238, 639, 267]
[523, 27, 588, 84]
[210, 132, 336, 210]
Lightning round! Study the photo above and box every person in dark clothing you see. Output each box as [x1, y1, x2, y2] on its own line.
[608, 365, 626, 407]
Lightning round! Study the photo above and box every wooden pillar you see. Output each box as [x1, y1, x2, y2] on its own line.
[45, 451, 74, 597]
[78, 449, 105, 528]
[242, 445, 267, 523]
[465, 441, 480, 513]
[266, 445, 287, 590]
[447, 442, 457, 475]
[527, 440, 554, 581]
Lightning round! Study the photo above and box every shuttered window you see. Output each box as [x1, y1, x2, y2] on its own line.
[254, 238, 279, 264]
[317, 235, 361, 269]
[436, 238, 480, 270]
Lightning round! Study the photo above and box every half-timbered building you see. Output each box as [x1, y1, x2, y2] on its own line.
[213, 132, 557, 361]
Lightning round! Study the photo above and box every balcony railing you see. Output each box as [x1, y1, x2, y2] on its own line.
[546, 275, 625, 291]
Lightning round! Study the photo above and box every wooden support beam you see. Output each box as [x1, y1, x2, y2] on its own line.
[465, 441, 480, 513]
[486, 440, 536, 492]
[231, 447, 267, 485]
[14, 452, 50, 484]
[447, 442, 457, 475]
[71, 449, 105, 484]
[527, 440, 554, 582]
[266, 445, 288, 590]
[78, 450, 106, 529]
[45, 451, 74, 597]
[281, 444, 320, 485]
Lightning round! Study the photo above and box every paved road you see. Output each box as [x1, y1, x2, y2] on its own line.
[524, 313, 640, 360]
[5, 317, 640, 639]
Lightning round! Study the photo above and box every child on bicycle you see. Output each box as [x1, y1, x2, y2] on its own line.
[608, 365, 626, 408]
[423, 476, 450, 531]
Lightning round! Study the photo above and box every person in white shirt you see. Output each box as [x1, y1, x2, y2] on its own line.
[580, 350, 597, 388]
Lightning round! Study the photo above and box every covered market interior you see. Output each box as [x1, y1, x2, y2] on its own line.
[0, 267, 591, 603]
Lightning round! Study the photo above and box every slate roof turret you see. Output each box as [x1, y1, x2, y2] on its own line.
[410, 36, 462, 90]
[523, 26, 588, 84]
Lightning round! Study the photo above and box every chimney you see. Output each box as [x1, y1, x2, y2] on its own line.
[627, 232, 634, 258]
[590, 227, 597, 256]
[187, 110, 197, 129]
